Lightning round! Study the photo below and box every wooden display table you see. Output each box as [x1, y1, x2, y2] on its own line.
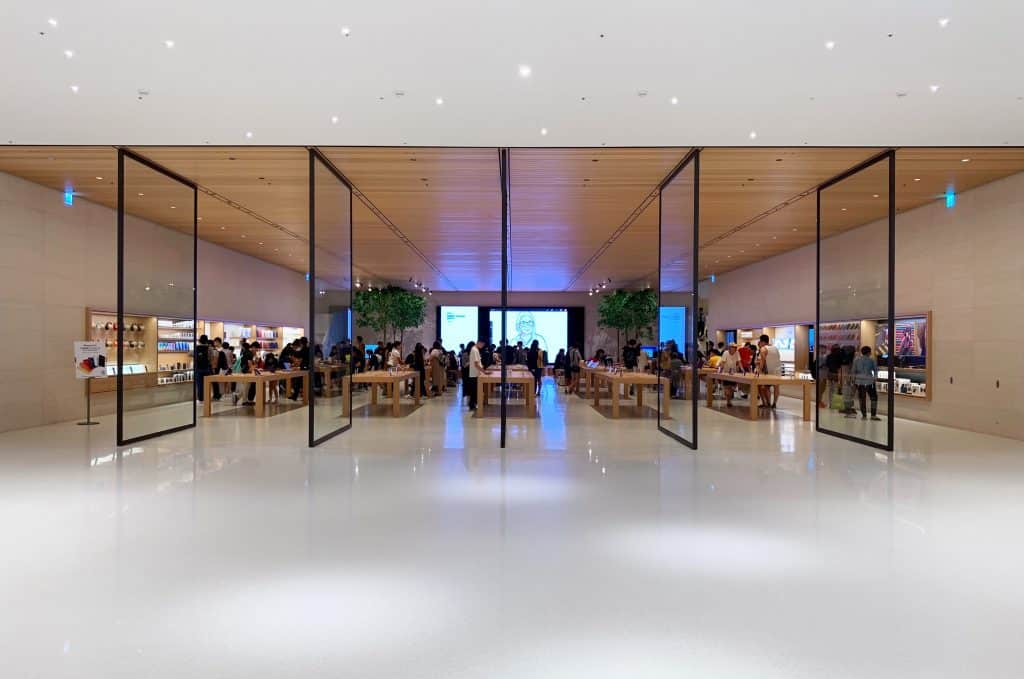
[315, 362, 350, 394]
[475, 368, 537, 418]
[342, 370, 421, 417]
[590, 370, 671, 419]
[202, 370, 309, 418]
[579, 362, 612, 398]
[705, 372, 815, 421]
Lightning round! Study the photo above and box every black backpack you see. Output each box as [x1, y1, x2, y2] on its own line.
[195, 343, 212, 371]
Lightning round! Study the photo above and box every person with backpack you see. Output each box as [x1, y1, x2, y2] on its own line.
[566, 344, 583, 394]
[194, 335, 215, 402]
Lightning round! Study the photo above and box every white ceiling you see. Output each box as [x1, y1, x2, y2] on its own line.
[2, 2, 1023, 147]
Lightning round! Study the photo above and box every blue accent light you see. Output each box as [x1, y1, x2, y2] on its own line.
[305, 272, 310, 281]
[945, 191, 956, 208]
[63, 190, 74, 206]
[710, 274, 716, 283]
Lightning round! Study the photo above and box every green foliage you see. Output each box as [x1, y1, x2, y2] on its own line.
[353, 285, 427, 342]
[598, 289, 658, 348]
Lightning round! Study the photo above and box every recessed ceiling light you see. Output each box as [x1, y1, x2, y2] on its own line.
[220, 226, 225, 230]
[47, 18, 58, 27]
[244, 131, 253, 139]
[518, 64, 532, 78]
[197, 217, 202, 221]
[872, 194, 880, 198]
[841, 207, 847, 211]
[137, 192, 144, 197]
[938, 17, 950, 28]
[670, 96, 678, 105]
[69, 84, 79, 93]
[913, 177, 921, 181]
[164, 40, 175, 48]
[825, 40, 836, 50]
[170, 205, 176, 209]
[63, 49, 74, 59]
[258, 241, 264, 245]
[961, 158, 970, 162]
[341, 26, 351, 37]
[435, 96, 444, 106]
[792, 227, 798, 231]
[929, 84, 940, 93]
[540, 127, 548, 136]
[241, 234, 246, 238]
[144, 285, 150, 291]
[95, 176, 103, 180]
[772, 236, 777, 239]
[748, 130, 757, 140]
[330, 115, 339, 124]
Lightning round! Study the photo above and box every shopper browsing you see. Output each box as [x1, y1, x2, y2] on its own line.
[467, 339, 484, 411]
[757, 334, 782, 409]
[851, 346, 881, 420]
[718, 342, 742, 407]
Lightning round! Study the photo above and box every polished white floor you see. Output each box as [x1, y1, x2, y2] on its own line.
[2, 379, 1023, 678]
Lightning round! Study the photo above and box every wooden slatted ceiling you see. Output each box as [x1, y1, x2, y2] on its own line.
[701, 147, 1024, 279]
[2, 147, 1023, 292]
[509, 147, 688, 291]
[319, 147, 502, 291]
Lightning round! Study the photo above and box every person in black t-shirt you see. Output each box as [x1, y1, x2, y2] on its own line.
[241, 341, 260, 405]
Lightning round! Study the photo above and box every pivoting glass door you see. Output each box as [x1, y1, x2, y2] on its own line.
[657, 150, 700, 449]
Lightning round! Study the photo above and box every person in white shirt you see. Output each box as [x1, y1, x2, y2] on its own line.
[387, 342, 402, 370]
[467, 340, 484, 411]
[718, 343, 742, 406]
[757, 334, 783, 408]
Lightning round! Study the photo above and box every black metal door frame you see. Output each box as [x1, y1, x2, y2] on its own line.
[116, 148, 198, 446]
[308, 148, 355, 447]
[815, 149, 896, 452]
[656, 148, 701, 450]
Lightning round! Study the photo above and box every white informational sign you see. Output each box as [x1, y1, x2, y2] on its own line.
[439, 306, 479, 347]
[74, 341, 108, 379]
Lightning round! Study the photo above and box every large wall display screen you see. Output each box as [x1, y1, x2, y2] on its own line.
[658, 306, 687, 347]
[439, 306, 479, 346]
[488, 308, 568, 355]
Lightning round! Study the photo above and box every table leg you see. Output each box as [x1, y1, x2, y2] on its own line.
[475, 378, 483, 418]
[748, 382, 758, 420]
[706, 378, 715, 407]
[370, 383, 378, 405]
[611, 382, 620, 418]
[593, 377, 600, 408]
[204, 379, 212, 417]
[527, 380, 536, 416]
[302, 374, 310, 405]
[342, 376, 351, 417]
[637, 383, 644, 408]
[802, 382, 811, 421]
[392, 379, 401, 417]
[662, 378, 671, 419]
[255, 379, 266, 418]
[414, 374, 421, 406]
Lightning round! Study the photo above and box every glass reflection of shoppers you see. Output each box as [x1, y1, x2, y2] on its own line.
[851, 346, 881, 420]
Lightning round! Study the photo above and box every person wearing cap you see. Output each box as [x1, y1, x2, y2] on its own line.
[718, 342, 743, 407]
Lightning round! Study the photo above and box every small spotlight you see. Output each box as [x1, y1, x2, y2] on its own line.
[63, 49, 74, 59]
[330, 115, 339, 124]
[341, 26, 351, 36]
[69, 84, 79, 93]
[435, 97, 444, 106]
[825, 40, 836, 50]
[938, 17, 950, 28]
[47, 18, 58, 27]
[164, 40, 175, 48]
[748, 130, 757, 140]
[540, 127, 548, 136]
[518, 64, 532, 78]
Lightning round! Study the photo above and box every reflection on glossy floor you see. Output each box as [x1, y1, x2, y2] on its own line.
[2, 378, 1023, 678]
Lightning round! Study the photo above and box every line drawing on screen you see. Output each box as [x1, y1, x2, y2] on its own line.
[489, 309, 567, 356]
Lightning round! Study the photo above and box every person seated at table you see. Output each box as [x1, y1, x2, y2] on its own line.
[262, 352, 280, 402]
[669, 351, 685, 398]
[718, 343, 742, 407]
